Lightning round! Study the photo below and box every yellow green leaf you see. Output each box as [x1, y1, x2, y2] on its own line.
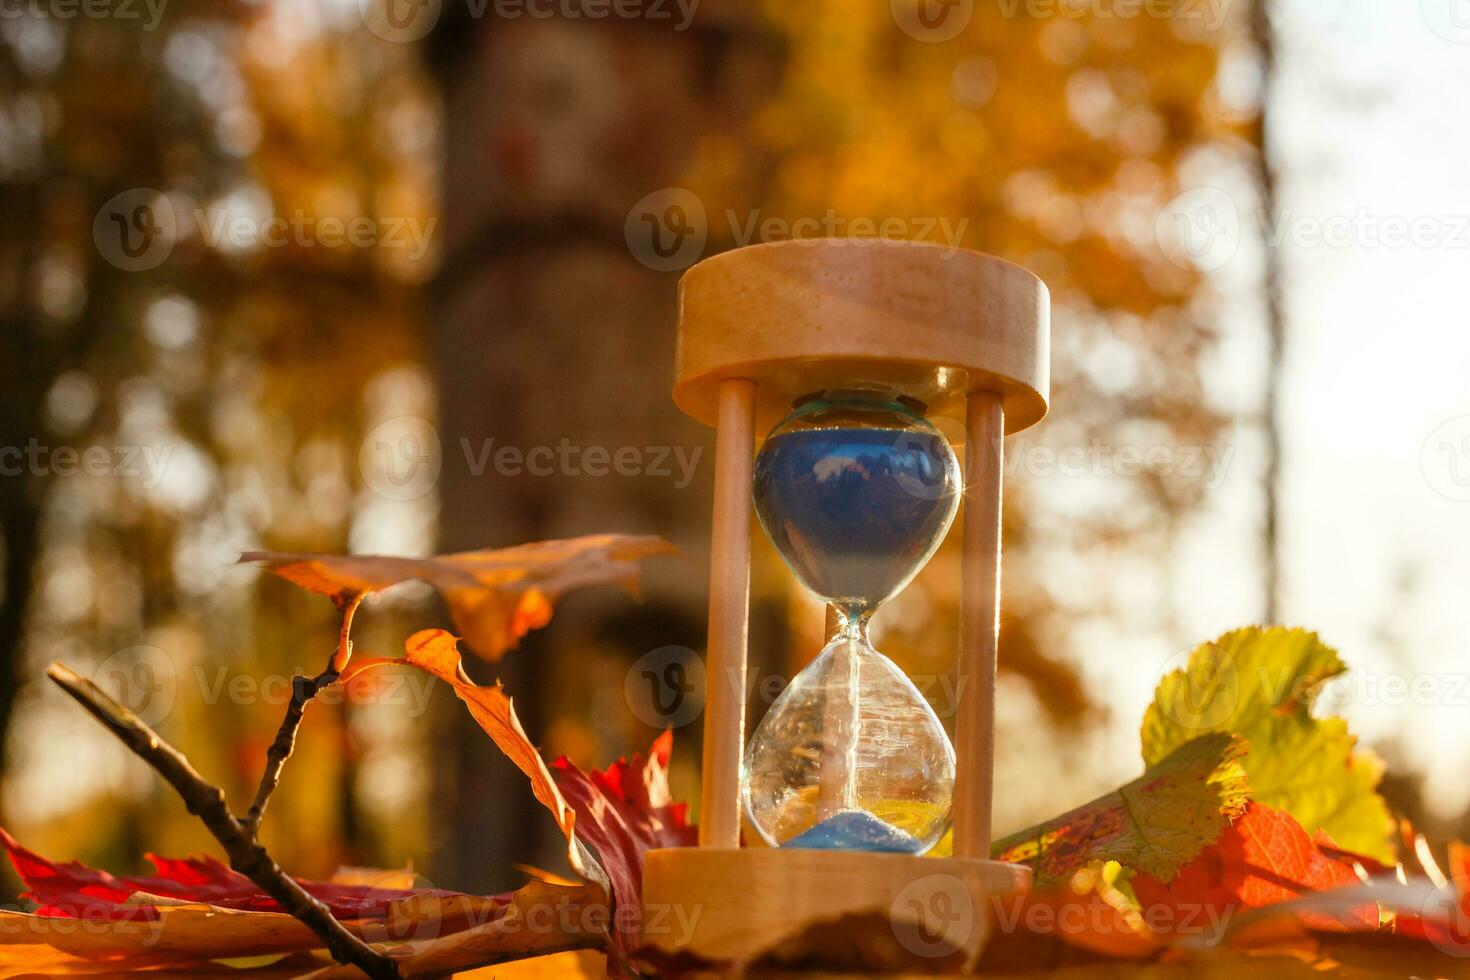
[980, 733, 1248, 887]
[1140, 627, 1394, 864]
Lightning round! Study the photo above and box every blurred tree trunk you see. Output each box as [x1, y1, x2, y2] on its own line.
[0, 190, 42, 830]
[1253, 0, 1285, 624]
[0, 343, 42, 835]
[426, 7, 782, 891]
[0, 178, 103, 846]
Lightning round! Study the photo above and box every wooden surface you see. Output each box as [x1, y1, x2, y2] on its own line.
[952, 393, 1005, 860]
[641, 847, 1032, 969]
[699, 378, 756, 849]
[456, 950, 603, 978]
[673, 239, 1049, 437]
[469, 937, 1470, 979]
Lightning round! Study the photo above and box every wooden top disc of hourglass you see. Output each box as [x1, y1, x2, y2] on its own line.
[673, 239, 1049, 437]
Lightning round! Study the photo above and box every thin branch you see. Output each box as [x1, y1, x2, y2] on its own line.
[332, 592, 366, 674]
[243, 667, 340, 835]
[245, 591, 364, 835]
[47, 663, 400, 980]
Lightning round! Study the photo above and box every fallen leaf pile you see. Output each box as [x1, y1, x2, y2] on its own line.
[977, 629, 1470, 978]
[8, 536, 1470, 980]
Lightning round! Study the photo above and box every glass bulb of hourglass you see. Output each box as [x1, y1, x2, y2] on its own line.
[743, 390, 962, 853]
[742, 623, 956, 852]
[751, 391, 962, 609]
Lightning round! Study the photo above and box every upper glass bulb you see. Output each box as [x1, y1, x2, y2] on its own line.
[744, 389, 963, 854]
[752, 390, 963, 610]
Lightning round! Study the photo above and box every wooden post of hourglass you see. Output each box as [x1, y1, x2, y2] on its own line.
[953, 392, 1005, 859]
[700, 377, 756, 849]
[649, 239, 1048, 968]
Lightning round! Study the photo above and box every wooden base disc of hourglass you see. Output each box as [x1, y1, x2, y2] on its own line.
[639, 847, 1032, 970]
[673, 239, 1050, 439]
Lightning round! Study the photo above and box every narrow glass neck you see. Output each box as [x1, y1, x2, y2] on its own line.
[833, 604, 872, 643]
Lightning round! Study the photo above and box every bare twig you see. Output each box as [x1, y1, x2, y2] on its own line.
[47, 662, 400, 980]
[243, 667, 340, 835]
[332, 592, 366, 674]
[245, 591, 364, 835]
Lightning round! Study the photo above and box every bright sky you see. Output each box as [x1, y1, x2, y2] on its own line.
[1163, 0, 1470, 817]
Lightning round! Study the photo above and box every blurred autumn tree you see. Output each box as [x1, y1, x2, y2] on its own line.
[0, 0, 1241, 898]
[0, 0, 439, 888]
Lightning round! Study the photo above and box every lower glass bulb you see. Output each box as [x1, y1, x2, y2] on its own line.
[741, 629, 956, 854]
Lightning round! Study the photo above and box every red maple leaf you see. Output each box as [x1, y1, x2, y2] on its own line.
[551, 730, 697, 956]
[0, 826, 495, 923]
[1132, 802, 1375, 933]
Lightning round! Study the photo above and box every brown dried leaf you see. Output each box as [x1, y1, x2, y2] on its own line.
[401, 629, 585, 876]
[296, 881, 602, 980]
[0, 905, 334, 961]
[242, 534, 677, 659]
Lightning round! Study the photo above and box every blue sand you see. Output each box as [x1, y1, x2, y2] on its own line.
[753, 428, 957, 605]
[783, 809, 922, 853]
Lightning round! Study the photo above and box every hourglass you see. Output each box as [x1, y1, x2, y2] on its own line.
[642, 239, 1049, 967]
